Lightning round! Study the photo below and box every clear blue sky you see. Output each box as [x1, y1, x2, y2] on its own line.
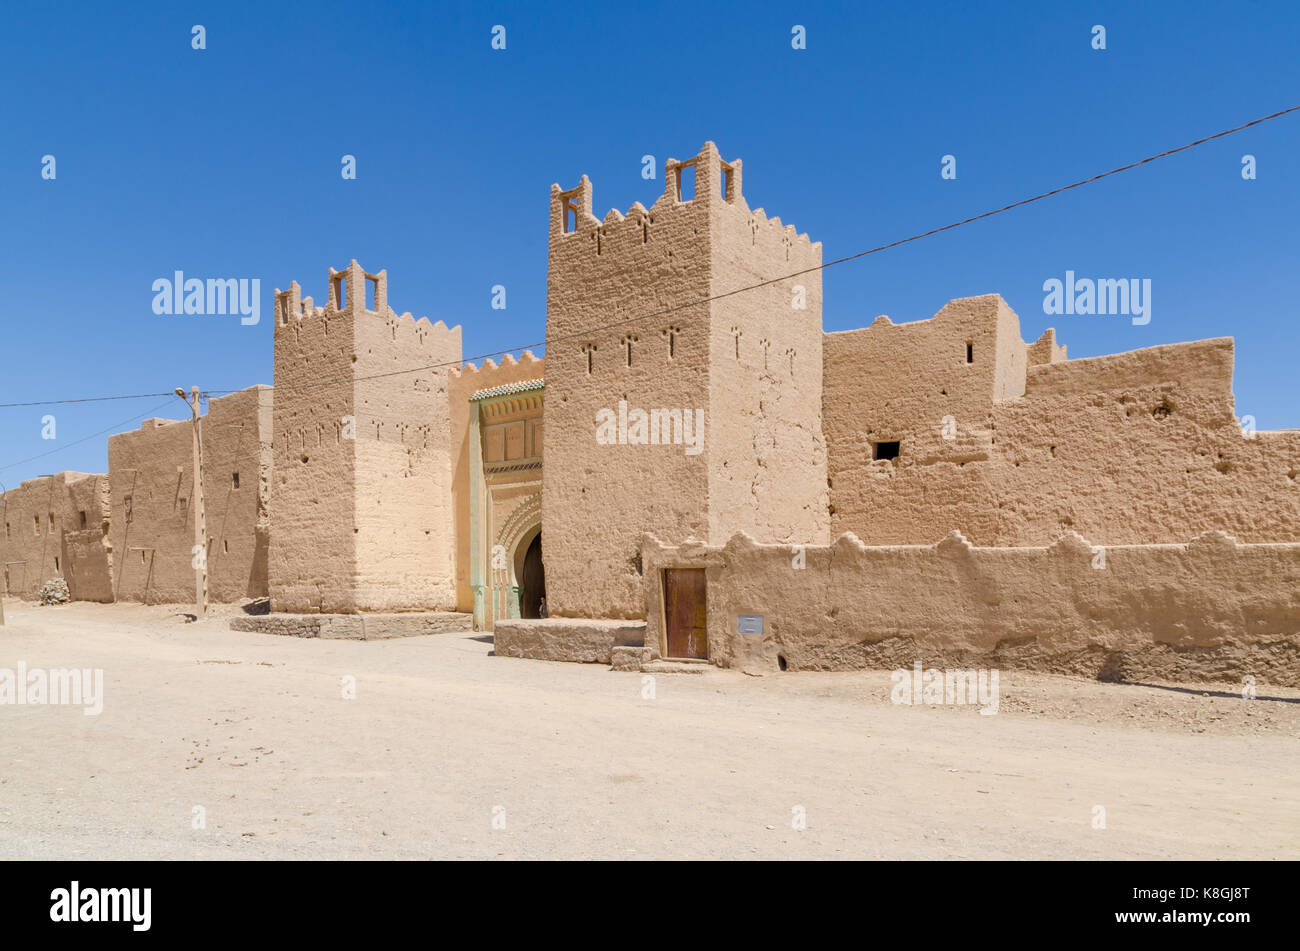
[1, 0, 1297, 487]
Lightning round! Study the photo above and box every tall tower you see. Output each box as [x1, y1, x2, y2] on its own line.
[270, 261, 462, 613]
[543, 142, 829, 618]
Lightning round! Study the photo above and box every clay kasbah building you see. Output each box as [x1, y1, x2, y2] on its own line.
[4, 140, 1298, 687]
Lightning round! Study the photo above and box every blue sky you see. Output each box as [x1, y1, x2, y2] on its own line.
[1, 0, 1297, 486]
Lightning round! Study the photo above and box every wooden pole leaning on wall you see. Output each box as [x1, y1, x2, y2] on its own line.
[177, 387, 208, 618]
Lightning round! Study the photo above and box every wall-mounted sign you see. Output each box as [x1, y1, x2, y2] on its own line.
[737, 614, 764, 635]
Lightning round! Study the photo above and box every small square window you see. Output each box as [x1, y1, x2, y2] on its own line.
[873, 440, 901, 461]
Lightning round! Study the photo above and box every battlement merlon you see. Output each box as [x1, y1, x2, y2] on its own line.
[273, 262, 461, 346]
[549, 142, 752, 240]
[661, 141, 742, 207]
[273, 260, 386, 325]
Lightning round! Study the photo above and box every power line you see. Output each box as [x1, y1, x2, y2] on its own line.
[204, 102, 1300, 398]
[3, 102, 1298, 415]
[0, 399, 178, 476]
[0, 392, 174, 409]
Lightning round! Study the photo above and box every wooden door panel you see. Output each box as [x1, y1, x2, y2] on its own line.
[665, 568, 707, 659]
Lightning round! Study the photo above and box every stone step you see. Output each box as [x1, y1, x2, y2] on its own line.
[640, 660, 712, 675]
[231, 612, 473, 640]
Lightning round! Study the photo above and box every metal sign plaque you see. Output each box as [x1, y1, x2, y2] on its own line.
[737, 614, 764, 635]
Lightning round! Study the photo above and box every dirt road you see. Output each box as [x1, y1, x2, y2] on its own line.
[1, 601, 1296, 859]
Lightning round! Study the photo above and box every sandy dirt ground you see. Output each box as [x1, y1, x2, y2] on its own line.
[1, 599, 1297, 860]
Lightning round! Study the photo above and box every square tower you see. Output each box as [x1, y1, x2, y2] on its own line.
[543, 142, 829, 618]
[270, 261, 462, 613]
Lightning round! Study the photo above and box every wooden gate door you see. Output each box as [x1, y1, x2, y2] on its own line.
[664, 568, 708, 659]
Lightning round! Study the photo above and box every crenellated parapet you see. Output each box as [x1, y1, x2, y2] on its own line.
[548, 142, 818, 263]
[274, 261, 462, 354]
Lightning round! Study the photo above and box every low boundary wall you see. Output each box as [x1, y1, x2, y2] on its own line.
[641, 530, 1300, 686]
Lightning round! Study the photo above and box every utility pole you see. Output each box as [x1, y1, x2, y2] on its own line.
[177, 387, 208, 617]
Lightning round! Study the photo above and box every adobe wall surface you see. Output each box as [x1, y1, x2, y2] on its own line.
[642, 532, 1300, 687]
[825, 297, 1300, 546]
[543, 142, 827, 619]
[270, 274, 358, 612]
[61, 527, 114, 602]
[991, 338, 1300, 544]
[708, 148, 829, 549]
[0, 472, 112, 601]
[351, 276, 461, 612]
[448, 352, 544, 614]
[270, 262, 461, 613]
[108, 386, 271, 604]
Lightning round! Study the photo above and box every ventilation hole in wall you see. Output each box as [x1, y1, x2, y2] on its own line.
[966, 342, 974, 363]
[1096, 653, 1125, 683]
[1214, 459, 1232, 474]
[828, 504, 837, 516]
[940, 389, 947, 396]
[232, 472, 240, 489]
[872, 441, 901, 461]
[1288, 468, 1298, 481]
[1049, 446, 1056, 457]
[777, 654, 788, 671]
[223, 540, 229, 554]
[79, 511, 87, 529]
[54, 557, 60, 573]
[1152, 399, 1173, 419]
[300, 455, 309, 464]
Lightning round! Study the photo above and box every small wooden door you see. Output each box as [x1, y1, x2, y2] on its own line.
[664, 568, 708, 659]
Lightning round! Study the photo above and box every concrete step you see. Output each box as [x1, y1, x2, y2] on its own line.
[640, 660, 712, 675]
